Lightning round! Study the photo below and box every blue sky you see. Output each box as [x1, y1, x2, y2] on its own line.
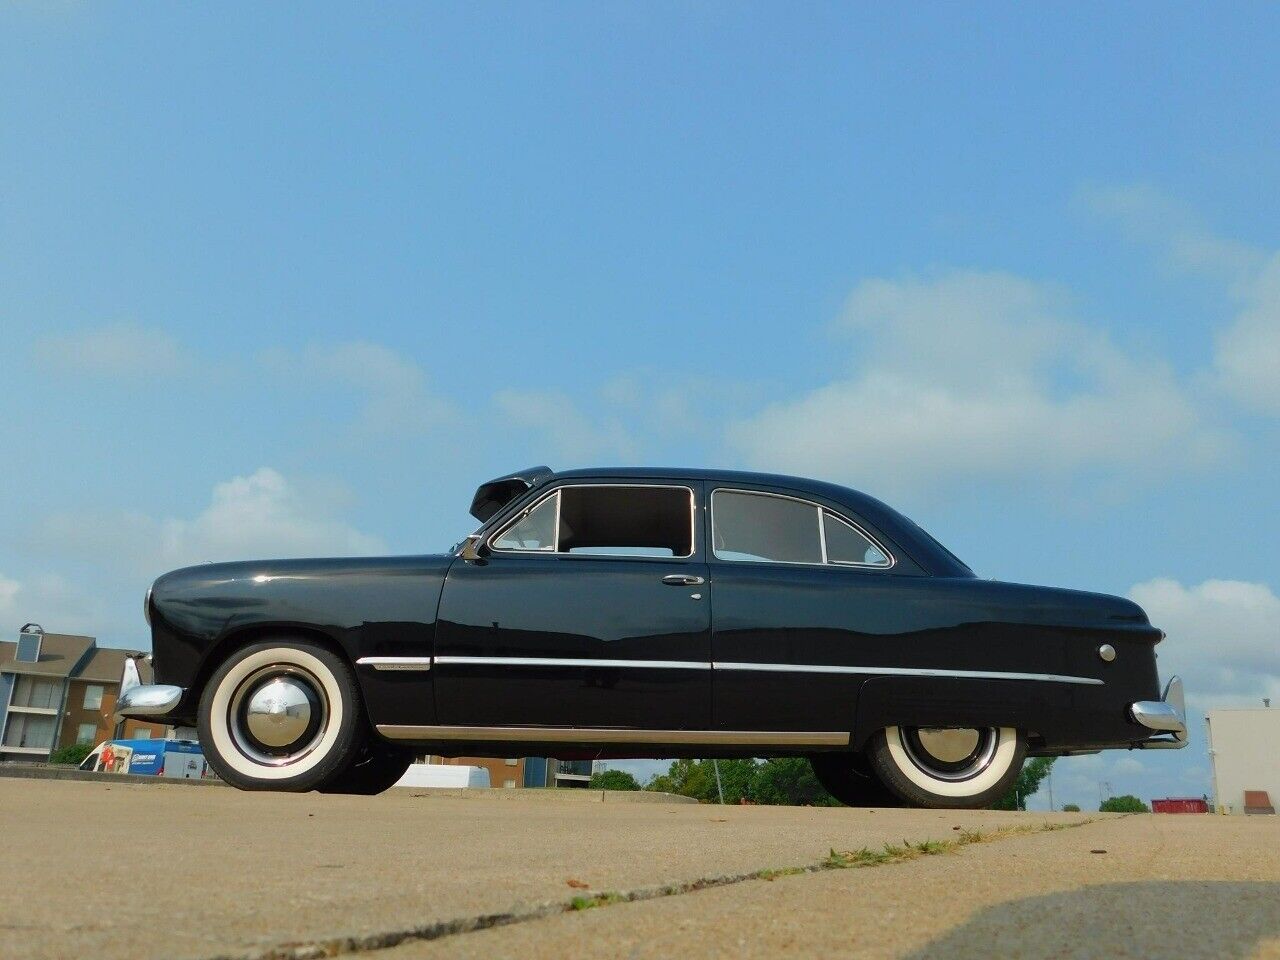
[2, 4, 1277, 808]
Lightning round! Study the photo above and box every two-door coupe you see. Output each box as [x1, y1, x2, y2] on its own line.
[118, 466, 1187, 808]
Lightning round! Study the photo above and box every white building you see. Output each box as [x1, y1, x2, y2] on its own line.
[1206, 708, 1280, 814]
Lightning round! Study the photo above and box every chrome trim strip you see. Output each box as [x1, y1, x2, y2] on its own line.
[435, 656, 711, 670]
[428, 655, 1101, 685]
[115, 683, 184, 718]
[713, 662, 1104, 685]
[376, 725, 850, 746]
[356, 657, 434, 672]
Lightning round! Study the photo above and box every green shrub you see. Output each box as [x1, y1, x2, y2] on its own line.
[49, 742, 94, 766]
[1099, 794, 1149, 813]
[590, 769, 641, 791]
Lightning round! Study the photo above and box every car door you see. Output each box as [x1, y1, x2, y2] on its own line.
[434, 481, 712, 730]
[707, 486, 900, 735]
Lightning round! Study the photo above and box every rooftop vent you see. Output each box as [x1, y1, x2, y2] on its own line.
[16, 624, 43, 663]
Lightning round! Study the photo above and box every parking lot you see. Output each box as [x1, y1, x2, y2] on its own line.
[2, 778, 1277, 960]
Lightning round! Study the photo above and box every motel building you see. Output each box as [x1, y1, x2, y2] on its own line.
[0, 625, 166, 762]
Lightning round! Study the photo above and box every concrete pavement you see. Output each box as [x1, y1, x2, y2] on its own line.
[0, 778, 1275, 960]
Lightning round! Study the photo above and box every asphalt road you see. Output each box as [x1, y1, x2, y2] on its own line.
[2, 778, 1276, 960]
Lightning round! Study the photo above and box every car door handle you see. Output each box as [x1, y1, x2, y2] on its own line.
[662, 575, 706, 586]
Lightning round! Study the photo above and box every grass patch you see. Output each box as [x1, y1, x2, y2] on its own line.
[569, 892, 625, 911]
[821, 819, 1098, 873]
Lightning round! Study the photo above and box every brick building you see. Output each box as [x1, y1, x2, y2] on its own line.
[425, 754, 592, 789]
[0, 626, 165, 762]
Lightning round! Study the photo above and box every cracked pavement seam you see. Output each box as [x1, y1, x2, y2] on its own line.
[204, 818, 1106, 960]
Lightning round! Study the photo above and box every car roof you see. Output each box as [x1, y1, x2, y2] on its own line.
[544, 467, 973, 578]
[552, 466, 885, 508]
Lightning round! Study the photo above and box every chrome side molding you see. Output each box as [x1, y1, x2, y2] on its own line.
[356, 657, 434, 671]
[376, 725, 851, 747]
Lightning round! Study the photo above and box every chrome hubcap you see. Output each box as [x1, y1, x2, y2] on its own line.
[900, 727, 998, 782]
[229, 667, 327, 767]
[915, 728, 981, 764]
[245, 677, 315, 748]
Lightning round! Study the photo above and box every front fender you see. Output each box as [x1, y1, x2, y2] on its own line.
[148, 554, 454, 724]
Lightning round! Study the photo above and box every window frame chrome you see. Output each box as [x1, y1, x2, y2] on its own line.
[486, 482, 699, 561]
[709, 487, 895, 570]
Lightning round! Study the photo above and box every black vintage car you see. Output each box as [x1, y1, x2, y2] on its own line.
[118, 467, 1186, 808]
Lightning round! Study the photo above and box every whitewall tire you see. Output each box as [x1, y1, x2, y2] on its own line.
[868, 725, 1025, 809]
[198, 640, 362, 792]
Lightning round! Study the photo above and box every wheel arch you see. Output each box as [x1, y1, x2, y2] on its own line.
[852, 675, 1053, 752]
[184, 624, 358, 720]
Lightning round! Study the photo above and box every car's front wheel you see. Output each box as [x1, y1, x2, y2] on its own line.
[867, 726, 1025, 809]
[198, 639, 363, 792]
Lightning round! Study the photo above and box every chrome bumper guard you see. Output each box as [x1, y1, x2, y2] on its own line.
[115, 683, 185, 720]
[1130, 675, 1188, 749]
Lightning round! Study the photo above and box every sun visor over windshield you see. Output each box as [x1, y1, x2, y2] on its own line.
[469, 466, 555, 522]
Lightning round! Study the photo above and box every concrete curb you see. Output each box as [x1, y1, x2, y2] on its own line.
[0, 763, 225, 787]
[0, 764, 696, 802]
[400, 786, 698, 803]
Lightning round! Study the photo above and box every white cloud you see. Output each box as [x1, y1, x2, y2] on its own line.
[0, 572, 102, 638]
[1083, 184, 1280, 417]
[493, 389, 639, 463]
[728, 270, 1228, 492]
[1213, 254, 1280, 415]
[1080, 183, 1266, 281]
[1129, 578, 1280, 710]
[261, 341, 454, 435]
[43, 467, 386, 579]
[34, 323, 191, 378]
[0, 574, 19, 618]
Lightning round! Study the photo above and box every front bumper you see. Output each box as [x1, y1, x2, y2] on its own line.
[116, 684, 185, 720]
[1129, 675, 1188, 749]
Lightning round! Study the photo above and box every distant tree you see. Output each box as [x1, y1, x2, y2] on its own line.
[49, 743, 93, 766]
[1100, 794, 1149, 813]
[716, 758, 760, 803]
[646, 758, 758, 803]
[1062, 803, 1081, 812]
[748, 757, 839, 807]
[991, 757, 1056, 810]
[590, 769, 641, 791]
[647, 759, 719, 802]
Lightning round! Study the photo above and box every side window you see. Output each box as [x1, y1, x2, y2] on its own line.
[712, 491, 822, 564]
[491, 485, 693, 558]
[557, 486, 692, 558]
[823, 512, 891, 567]
[712, 490, 894, 568]
[491, 495, 558, 551]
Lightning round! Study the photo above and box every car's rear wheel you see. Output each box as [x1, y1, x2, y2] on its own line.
[319, 741, 414, 795]
[198, 640, 362, 792]
[808, 752, 902, 807]
[867, 726, 1025, 809]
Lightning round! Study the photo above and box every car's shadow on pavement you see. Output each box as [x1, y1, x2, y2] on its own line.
[903, 881, 1280, 959]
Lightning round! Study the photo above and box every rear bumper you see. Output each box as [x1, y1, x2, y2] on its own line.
[116, 684, 185, 720]
[1130, 675, 1188, 749]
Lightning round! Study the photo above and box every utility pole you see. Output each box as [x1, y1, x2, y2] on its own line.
[712, 759, 725, 804]
[1047, 770, 1054, 813]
